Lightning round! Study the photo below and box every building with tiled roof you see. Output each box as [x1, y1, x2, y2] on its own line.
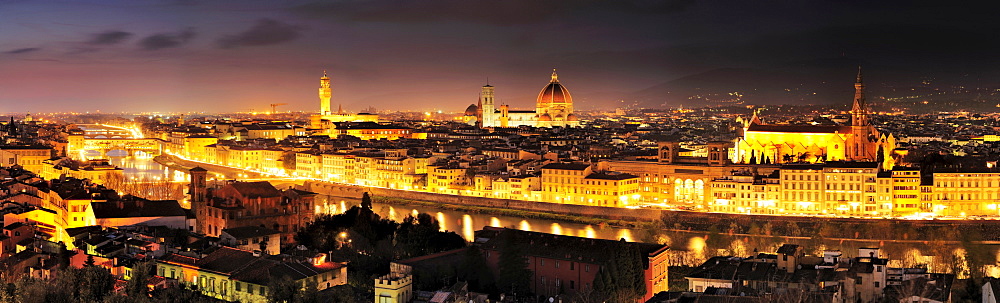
[195, 181, 315, 244]
[157, 246, 346, 302]
[474, 227, 668, 301]
[685, 246, 952, 303]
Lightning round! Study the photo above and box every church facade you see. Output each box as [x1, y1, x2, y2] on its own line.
[734, 69, 895, 167]
[464, 69, 580, 128]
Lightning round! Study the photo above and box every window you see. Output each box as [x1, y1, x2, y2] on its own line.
[236, 282, 241, 292]
[877, 266, 882, 272]
[875, 281, 880, 288]
[555, 261, 560, 269]
[585, 265, 590, 272]
[570, 262, 575, 270]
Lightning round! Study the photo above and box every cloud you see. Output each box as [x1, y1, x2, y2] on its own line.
[217, 19, 302, 49]
[291, 0, 697, 25]
[4, 47, 41, 54]
[139, 28, 196, 50]
[88, 31, 133, 45]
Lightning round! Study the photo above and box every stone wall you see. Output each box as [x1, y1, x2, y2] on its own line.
[300, 181, 663, 222]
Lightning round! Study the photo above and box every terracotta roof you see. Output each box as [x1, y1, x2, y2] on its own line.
[475, 227, 666, 266]
[196, 247, 258, 274]
[91, 200, 186, 219]
[222, 226, 281, 240]
[745, 124, 851, 134]
[585, 172, 637, 180]
[227, 181, 282, 198]
[540, 163, 591, 170]
[537, 82, 572, 104]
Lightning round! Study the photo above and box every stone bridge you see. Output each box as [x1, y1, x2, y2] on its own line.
[80, 138, 164, 158]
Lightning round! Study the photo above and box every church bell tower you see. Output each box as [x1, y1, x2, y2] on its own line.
[480, 84, 495, 127]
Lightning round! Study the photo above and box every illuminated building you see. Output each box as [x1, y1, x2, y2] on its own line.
[466, 69, 580, 128]
[309, 71, 380, 131]
[328, 121, 415, 140]
[709, 173, 781, 214]
[227, 146, 264, 171]
[540, 163, 641, 207]
[0, 145, 53, 172]
[889, 167, 921, 216]
[735, 68, 895, 167]
[193, 181, 316, 244]
[427, 164, 471, 193]
[157, 247, 345, 302]
[601, 141, 748, 207]
[183, 135, 218, 160]
[931, 171, 1000, 216]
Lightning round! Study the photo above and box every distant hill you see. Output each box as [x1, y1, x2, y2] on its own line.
[626, 58, 901, 108]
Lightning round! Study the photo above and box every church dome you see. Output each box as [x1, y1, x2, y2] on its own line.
[567, 114, 578, 121]
[538, 113, 553, 121]
[536, 69, 572, 104]
[464, 104, 479, 116]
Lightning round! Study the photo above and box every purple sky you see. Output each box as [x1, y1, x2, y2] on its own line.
[1, 0, 998, 113]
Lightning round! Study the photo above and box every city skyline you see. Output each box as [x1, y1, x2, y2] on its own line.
[3, 1, 1000, 113]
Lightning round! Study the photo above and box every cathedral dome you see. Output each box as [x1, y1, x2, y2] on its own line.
[567, 114, 578, 121]
[536, 69, 572, 104]
[538, 113, 553, 121]
[464, 104, 479, 116]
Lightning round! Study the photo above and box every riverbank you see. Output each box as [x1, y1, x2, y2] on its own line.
[370, 196, 646, 229]
[299, 180, 1000, 244]
[152, 156, 1000, 244]
[152, 155, 191, 171]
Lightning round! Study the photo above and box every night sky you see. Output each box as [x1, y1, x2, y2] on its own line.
[2, 0, 998, 113]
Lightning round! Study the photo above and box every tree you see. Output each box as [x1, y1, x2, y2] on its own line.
[266, 277, 298, 303]
[361, 192, 373, 210]
[125, 261, 154, 299]
[596, 240, 645, 302]
[496, 231, 532, 295]
[79, 265, 116, 302]
[267, 276, 322, 303]
[457, 246, 496, 293]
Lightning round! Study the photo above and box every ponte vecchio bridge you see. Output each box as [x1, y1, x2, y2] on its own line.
[70, 124, 164, 158]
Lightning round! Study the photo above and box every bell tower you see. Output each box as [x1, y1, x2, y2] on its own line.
[480, 84, 495, 127]
[319, 71, 332, 115]
[851, 67, 868, 127]
[849, 66, 875, 161]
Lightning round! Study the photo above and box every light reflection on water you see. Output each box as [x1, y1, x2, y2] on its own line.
[358, 198, 635, 243]
[104, 155, 185, 181]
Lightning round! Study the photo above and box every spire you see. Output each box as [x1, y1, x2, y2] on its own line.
[749, 108, 762, 125]
[855, 66, 863, 84]
[550, 68, 559, 82]
[338, 104, 343, 114]
[851, 66, 868, 126]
